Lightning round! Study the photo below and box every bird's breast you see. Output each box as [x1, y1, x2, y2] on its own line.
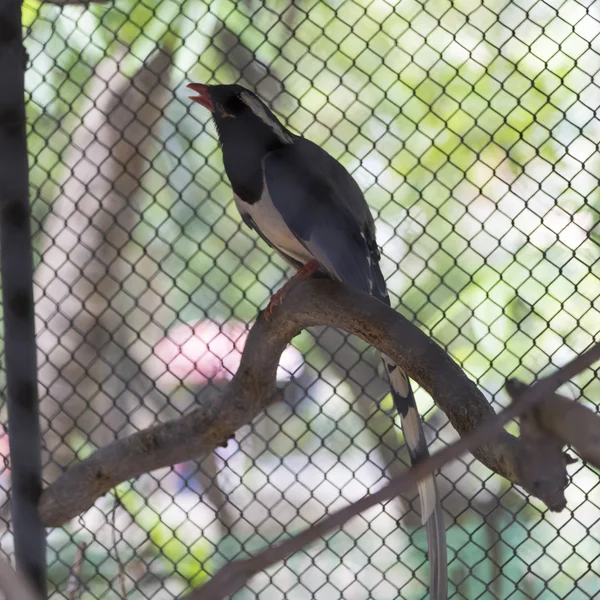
[234, 187, 312, 266]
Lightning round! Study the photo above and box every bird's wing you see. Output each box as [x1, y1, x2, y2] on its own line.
[263, 140, 386, 299]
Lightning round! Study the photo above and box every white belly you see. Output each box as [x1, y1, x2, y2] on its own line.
[234, 190, 313, 266]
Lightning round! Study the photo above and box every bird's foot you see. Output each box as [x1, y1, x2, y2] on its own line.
[264, 288, 288, 321]
[264, 259, 320, 321]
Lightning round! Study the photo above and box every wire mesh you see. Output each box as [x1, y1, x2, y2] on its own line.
[2, 0, 600, 597]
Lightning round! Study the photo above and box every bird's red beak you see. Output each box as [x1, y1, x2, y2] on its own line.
[187, 83, 214, 112]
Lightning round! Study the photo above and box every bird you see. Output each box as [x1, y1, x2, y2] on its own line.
[187, 82, 447, 598]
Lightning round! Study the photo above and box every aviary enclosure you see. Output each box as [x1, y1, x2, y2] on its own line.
[0, 0, 598, 598]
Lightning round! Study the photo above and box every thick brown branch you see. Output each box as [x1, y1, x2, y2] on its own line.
[39, 280, 583, 525]
[186, 346, 600, 600]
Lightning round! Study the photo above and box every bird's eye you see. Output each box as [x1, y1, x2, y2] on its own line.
[216, 103, 235, 119]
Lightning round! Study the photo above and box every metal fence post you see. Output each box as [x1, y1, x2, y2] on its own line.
[0, 0, 46, 595]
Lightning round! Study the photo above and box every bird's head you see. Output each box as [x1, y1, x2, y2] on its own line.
[187, 82, 294, 147]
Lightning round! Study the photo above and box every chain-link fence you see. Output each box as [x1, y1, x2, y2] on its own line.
[1, 0, 599, 597]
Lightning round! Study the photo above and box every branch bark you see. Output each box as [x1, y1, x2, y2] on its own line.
[38, 280, 591, 526]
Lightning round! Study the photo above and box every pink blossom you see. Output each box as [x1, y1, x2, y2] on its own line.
[154, 319, 304, 387]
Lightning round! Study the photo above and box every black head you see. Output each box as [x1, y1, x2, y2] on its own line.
[187, 82, 294, 148]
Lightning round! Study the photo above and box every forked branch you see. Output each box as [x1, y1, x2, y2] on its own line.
[39, 280, 595, 526]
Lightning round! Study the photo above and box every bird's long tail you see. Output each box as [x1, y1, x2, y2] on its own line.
[380, 352, 448, 600]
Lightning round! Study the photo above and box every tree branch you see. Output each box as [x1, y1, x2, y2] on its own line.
[39, 280, 592, 526]
[185, 341, 600, 600]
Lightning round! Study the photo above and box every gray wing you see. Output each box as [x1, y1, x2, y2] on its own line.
[263, 139, 387, 300]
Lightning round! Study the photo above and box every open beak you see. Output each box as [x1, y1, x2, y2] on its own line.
[187, 83, 214, 112]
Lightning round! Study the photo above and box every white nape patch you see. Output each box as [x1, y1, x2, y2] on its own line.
[240, 92, 294, 144]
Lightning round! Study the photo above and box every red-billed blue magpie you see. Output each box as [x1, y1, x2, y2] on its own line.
[188, 82, 447, 598]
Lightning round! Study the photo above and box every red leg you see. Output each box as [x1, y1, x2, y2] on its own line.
[264, 259, 320, 321]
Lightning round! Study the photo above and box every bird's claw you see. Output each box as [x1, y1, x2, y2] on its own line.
[264, 304, 275, 322]
[264, 289, 285, 321]
[263, 260, 320, 322]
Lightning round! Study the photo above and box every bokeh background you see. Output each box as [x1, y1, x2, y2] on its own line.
[1, 0, 599, 597]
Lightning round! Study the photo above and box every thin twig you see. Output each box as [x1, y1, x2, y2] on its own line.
[111, 488, 127, 599]
[65, 542, 86, 600]
[185, 343, 599, 599]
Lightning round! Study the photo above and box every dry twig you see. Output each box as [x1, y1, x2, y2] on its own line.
[111, 489, 127, 599]
[65, 542, 86, 600]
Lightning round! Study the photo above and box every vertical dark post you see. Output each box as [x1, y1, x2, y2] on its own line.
[0, 0, 46, 596]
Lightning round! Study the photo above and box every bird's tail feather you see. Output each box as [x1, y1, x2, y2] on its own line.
[425, 489, 448, 600]
[381, 352, 448, 600]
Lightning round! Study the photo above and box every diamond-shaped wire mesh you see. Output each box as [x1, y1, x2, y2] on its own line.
[0, 0, 598, 597]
